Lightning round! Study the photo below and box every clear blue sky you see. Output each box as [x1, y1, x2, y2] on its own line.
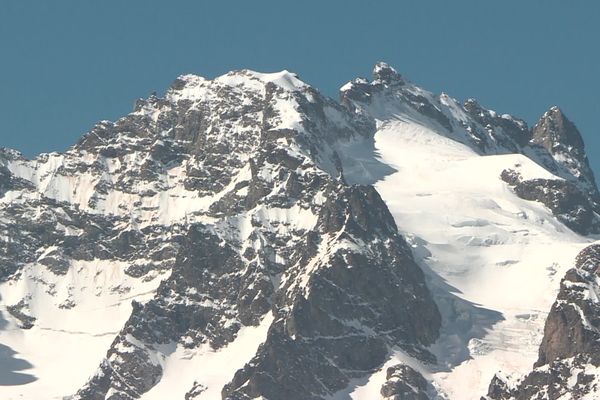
[1, 1, 598, 178]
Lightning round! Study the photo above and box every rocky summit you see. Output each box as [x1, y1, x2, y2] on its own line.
[0, 63, 599, 400]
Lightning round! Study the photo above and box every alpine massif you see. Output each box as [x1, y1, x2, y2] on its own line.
[0, 63, 598, 400]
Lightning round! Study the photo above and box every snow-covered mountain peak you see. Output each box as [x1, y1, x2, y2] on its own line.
[340, 65, 540, 157]
[531, 104, 598, 197]
[166, 68, 308, 102]
[548, 104, 562, 113]
[0, 147, 25, 161]
[2, 63, 600, 400]
[372, 61, 404, 85]
[242, 69, 306, 91]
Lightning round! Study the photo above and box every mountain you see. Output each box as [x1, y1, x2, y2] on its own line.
[0, 63, 598, 400]
[486, 244, 600, 400]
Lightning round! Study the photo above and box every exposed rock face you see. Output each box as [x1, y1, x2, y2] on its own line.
[222, 185, 440, 400]
[486, 244, 600, 399]
[0, 67, 443, 400]
[341, 63, 598, 185]
[532, 107, 584, 153]
[372, 61, 406, 85]
[496, 106, 600, 236]
[500, 169, 600, 235]
[76, 225, 255, 399]
[6, 300, 36, 329]
[342, 66, 600, 240]
[463, 98, 531, 150]
[341, 63, 453, 134]
[531, 106, 598, 199]
[70, 69, 440, 400]
[538, 244, 600, 367]
[1, 62, 599, 400]
[380, 364, 430, 400]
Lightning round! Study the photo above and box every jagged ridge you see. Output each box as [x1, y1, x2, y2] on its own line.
[0, 62, 598, 400]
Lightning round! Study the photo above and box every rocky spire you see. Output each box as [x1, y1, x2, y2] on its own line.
[532, 106, 585, 155]
[372, 61, 404, 85]
[531, 106, 598, 195]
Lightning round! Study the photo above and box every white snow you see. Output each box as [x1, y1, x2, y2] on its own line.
[214, 69, 306, 95]
[4, 152, 253, 228]
[247, 70, 307, 91]
[0, 259, 168, 399]
[141, 312, 273, 400]
[342, 116, 592, 399]
[1, 66, 597, 400]
[344, 349, 430, 400]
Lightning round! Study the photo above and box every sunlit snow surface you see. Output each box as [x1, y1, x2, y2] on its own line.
[0, 68, 327, 399]
[0, 260, 168, 399]
[0, 66, 596, 399]
[344, 118, 593, 399]
[142, 313, 273, 400]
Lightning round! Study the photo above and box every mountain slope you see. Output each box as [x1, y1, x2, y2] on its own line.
[0, 63, 598, 400]
[485, 244, 600, 400]
[337, 64, 597, 399]
[0, 67, 438, 400]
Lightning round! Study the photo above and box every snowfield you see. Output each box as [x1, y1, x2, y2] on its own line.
[0, 64, 597, 399]
[344, 118, 593, 399]
[0, 260, 168, 399]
